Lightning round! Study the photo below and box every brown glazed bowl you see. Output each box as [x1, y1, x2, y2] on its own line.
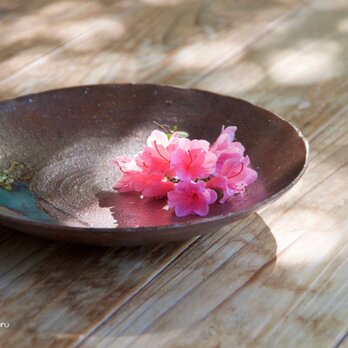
[0, 84, 308, 246]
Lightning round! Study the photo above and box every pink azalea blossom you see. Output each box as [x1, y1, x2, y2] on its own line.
[142, 177, 175, 198]
[146, 129, 169, 148]
[167, 180, 217, 217]
[218, 152, 244, 177]
[215, 142, 245, 173]
[210, 126, 237, 155]
[171, 138, 217, 180]
[218, 154, 258, 195]
[136, 130, 179, 176]
[228, 165, 257, 196]
[113, 126, 258, 217]
[113, 168, 174, 198]
[113, 156, 144, 192]
[147, 130, 180, 157]
[113, 156, 141, 173]
[112, 171, 146, 193]
[136, 146, 170, 175]
[206, 175, 235, 203]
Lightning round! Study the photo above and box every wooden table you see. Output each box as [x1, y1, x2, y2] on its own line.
[0, 0, 347, 347]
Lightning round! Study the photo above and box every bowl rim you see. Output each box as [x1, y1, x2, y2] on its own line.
[0, 83, 310, 233]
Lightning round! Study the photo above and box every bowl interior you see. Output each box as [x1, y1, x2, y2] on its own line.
[0, 84, 307, 229]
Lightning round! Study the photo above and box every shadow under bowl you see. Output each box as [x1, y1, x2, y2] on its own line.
[0, 84, 308, 246]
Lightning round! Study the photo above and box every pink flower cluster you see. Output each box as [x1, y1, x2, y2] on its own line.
[113, 126, 257, 217]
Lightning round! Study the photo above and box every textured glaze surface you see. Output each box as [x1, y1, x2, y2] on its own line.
[0, 181, 52, 222]
[0, 84, 307, 245]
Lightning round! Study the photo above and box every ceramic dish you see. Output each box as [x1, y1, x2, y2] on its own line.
[0, 84, 308, 245]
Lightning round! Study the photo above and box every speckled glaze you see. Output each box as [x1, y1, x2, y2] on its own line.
[0, 84, 308, 246]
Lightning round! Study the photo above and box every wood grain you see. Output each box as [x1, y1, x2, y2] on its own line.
[0, 0, 306, 100]
[0, 237, 196, 347]
[77, 0, 348, 347]
[191, 0, 348, 138]
[79, 107, 348, 348]
[0, 0, 347, 347]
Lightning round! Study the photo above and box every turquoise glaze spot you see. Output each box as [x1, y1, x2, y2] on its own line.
[0, 182, 53, 222]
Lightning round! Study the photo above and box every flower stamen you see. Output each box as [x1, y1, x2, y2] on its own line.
[228, 163, 244, 178]
[154, 141, 170, 162]
[119, 167, 130, 175]
[188, 150, 193, 165]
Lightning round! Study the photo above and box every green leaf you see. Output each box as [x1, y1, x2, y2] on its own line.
[177, 131, 189, 138]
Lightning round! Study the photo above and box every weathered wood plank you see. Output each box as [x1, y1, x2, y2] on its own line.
[75, 1, 348, 346]
[0, 1, 311, 347]
[79, 100, 348, 348]
[0, 0, 346, 347]
[189, 0, 348, 138]
[0, 0, 306, 100]
[0, 0, 143, 81]
[0, 238, 196, 347]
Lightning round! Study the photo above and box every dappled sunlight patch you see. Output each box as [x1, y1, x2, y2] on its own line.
[338, 17, 348, 32]
[196, 61, 265, 94]
[37, 0, 96, 18]
[0, 50, 139, 95]
[170, 40, 242, 70]
[76, 202, 117, 228]
[52, 17, 126, 47]
[0, 48, 47, 75]
[274, 222, 342, 268]
[266, 40, 344, 85]
[0, 0, 102, 46]
[266, 158, 347, 267]
[312, 0, 348, 11]
[140, 0, 183, 5]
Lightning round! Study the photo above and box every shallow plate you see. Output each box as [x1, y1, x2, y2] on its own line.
[0, 84, 308, 246]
